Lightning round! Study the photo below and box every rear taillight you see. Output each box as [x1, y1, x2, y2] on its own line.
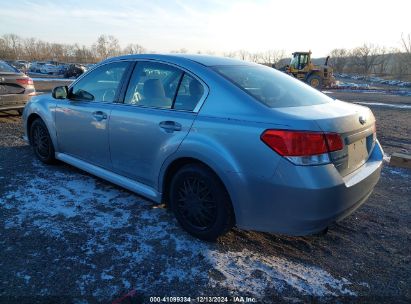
[324, 133, 343, 152]
[16, 78, 33, 85]
[261, 130, 343, 165]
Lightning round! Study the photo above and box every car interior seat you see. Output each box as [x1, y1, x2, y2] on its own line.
[142, 79, 171, 108]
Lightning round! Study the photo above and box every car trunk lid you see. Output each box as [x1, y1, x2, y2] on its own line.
[272, 100, 376, 176]
[0, 72, 26, 95]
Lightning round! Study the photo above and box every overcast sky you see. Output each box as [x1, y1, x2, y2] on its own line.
[0, 0, 410, 56]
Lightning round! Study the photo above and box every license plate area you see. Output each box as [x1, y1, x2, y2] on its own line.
[348, 138, 368, 170]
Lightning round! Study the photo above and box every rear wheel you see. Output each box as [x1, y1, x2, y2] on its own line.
[29, 118, 56, 164]
[169, 164, 234, 241]
[307, 74, 323, 89]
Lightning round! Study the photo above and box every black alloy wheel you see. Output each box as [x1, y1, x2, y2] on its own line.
[170, 164, 234, 241]
[30, 118, 56, 164]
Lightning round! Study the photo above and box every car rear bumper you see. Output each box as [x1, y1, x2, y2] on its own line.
[230, 140, 384, 235]
[0, 93, 33, 110]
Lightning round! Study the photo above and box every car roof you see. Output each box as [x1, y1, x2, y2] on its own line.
[102, 54, 253, 67]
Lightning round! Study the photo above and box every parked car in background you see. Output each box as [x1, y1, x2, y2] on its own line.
[40, 63, 59, 75]
[8, 60, 30, 73]
[56, 64, 69, 75]
[22, 54, 383, 241]
[63, 64, 86, 78]
[84, 63, 95, 70]
[0, 60, 35, 113]
[30, 61, 46, 73]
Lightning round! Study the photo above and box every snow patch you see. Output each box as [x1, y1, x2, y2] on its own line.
[205, 249, 356, 297]
[387, 167, 410, 178]
[354, 102, 411, 109]
[383, 153, 391, 163]
[1, 160, 359, 298]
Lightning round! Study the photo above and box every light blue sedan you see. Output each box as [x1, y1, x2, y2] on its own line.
[23, 54, 383, 241]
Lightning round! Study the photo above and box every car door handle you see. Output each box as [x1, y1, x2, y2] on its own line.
[159, 121, 182, 132]
[92, 111, 108, 121]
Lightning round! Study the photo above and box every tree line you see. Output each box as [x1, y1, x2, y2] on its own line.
[1, 33, 410, 79]
[329, 34, 411, 79]
[0, 34, 146, 64]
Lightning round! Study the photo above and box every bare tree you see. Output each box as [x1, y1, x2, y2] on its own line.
[329, 48, 348, 73]
[238, 50, 249, 61]
[400, 33, 411, 69]
[223, 51, 237, 58]
[123, 43, 146, 54]
[92, 35, 121, 60]
[249, 52, 262, 63]
[2, 34, 22, 59]
[375, 47, 391, 75]
[76, 44, 97, 63]
[401, 33, 411, 53]
[0, 36, 10, 59]
[260, 49, 286, 67]
[170, 48, 188, 53]
[350, 44, 383, 75]
[390, 49, 409, 79]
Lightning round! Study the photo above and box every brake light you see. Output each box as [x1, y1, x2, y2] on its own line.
[324, 133, 343, 152]
[16, 78, 33, 85]
[261, 130, 343, 165]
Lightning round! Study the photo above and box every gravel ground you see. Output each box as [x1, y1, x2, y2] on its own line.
[0, 91, 410, 304]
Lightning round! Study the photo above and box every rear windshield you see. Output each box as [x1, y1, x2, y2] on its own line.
[0, 61, 19, 73]
[213, 65, 331, 108]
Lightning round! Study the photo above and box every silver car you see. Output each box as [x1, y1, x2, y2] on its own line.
[0, 60, 35, 113]
[22, 54, 383, 241]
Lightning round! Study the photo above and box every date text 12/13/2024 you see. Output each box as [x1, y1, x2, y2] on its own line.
[149, 296, 257, 302]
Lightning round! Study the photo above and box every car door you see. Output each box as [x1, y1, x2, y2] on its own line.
[109, 61, 207, 189]
[55, 61, 130, 168]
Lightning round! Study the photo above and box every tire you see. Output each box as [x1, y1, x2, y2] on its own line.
[307, 74, 323, 89]
[169, 164, 235, 241]
[29, 118, 56, 164]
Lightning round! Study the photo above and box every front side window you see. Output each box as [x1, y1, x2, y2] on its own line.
[70, 61, 129, 102]
[290, 56, 298, 69]
[213, 65, 331, 108]
[299, 54, 308, 68]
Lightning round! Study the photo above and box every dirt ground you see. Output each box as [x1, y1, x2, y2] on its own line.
[0, 90, 410, 303]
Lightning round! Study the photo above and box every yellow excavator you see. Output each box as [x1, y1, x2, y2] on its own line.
[282, 51, 335, 89]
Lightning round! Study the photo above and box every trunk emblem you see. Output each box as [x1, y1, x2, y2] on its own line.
[359, 115, 367, 125]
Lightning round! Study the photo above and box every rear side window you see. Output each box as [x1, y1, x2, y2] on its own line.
[213, 65, 331, 108]
[174, 74, 204, 111]
[0, 61, 19, 73]
[70, 61, 129, 102]
[124, 61, 205, 111]
[125, 62, 183, 109]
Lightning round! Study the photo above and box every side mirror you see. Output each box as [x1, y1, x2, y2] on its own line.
[52, 86, 68, 99]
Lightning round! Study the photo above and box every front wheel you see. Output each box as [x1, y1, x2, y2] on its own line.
[169, 164, 235, 241]
[307, 74, 323, 89]
[29, 118, 56, 164]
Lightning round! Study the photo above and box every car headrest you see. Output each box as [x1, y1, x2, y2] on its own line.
[143, 79, 166, 98]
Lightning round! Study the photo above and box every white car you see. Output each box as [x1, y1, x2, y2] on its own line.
[40, 64, 59, 75]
